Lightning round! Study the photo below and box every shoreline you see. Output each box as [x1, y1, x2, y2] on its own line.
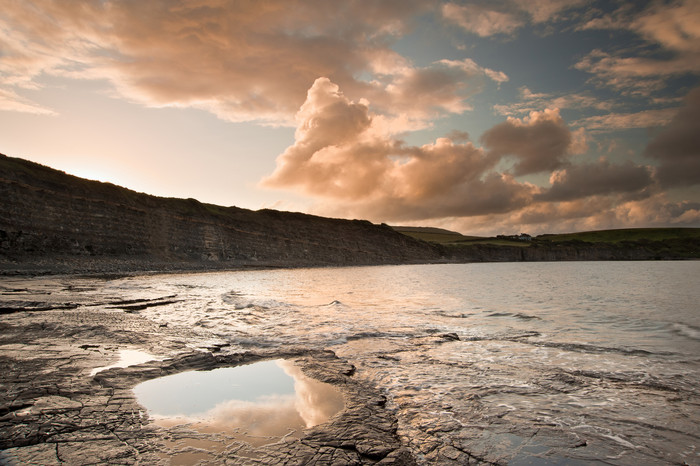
[3, 255, 697, 279]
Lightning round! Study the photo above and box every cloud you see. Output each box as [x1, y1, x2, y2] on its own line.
[494, 86, 612, 117]
[632, 0, 700, 54]
[0, 0, 509, 127]
[445, 193, 700, 237]
[377, 58, 509, 121]
[442, 3, 524, 37]
[264, 79, 682, 230]
[480, 108, 585, 176]
[573, 108, 678, 131]
[538, 160, 654, 202]
[644, 87, 700, 188]
[513, 0, 590, 24]
[0, 88, 56, 115]
[262, 77, 536, 221]
[442, 0, 589, 37]
[260, 78, 385, 199]
[576, 0, 700, 95]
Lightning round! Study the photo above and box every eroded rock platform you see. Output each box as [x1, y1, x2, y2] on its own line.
[0, 306, 415, 465]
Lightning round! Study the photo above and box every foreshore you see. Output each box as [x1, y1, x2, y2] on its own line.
[0, 256, 448, 279]
[0, 276, 414, 465]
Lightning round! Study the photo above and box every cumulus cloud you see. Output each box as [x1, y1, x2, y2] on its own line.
[260, 78, 383, 198]
[264, 78, 682, 229]
[262, 77, 536, 221]
[480, 108, 586, 176]
[644, 87, 700, 188]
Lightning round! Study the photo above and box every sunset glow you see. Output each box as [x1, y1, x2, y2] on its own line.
[2, 0, 699, 235]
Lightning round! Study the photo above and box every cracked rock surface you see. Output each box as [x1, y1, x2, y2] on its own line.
[0, 305, 413, 465]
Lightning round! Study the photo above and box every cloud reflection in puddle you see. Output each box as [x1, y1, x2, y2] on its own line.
[134, 359, 344, 448]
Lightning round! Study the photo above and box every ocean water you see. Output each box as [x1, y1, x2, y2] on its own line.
[3, 261, 699, 464]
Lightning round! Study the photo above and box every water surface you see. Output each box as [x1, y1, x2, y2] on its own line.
[3, 261, 699, 464]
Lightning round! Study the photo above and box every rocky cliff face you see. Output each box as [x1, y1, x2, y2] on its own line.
[0, 154, 443, 274]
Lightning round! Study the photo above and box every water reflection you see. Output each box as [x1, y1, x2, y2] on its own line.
[134, 359, 344, 448]
[90, 349, 158, 376]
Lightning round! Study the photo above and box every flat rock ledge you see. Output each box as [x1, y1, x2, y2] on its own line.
[0, 309, 416, 465]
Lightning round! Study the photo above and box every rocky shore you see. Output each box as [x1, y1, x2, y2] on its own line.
[0, 290, 416, 465]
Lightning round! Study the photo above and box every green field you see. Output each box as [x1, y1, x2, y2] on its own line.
[391, 226, 533, 247]
[537, 228, 700, 243]
[393, 225, 700, 249]
[391, 226, 483, 244]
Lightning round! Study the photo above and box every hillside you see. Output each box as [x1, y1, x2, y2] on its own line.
[390, 226, 482, 244]
[0, 153, 443, 274]
[537, 228, 700, 243]
[404, 226, 700, 261]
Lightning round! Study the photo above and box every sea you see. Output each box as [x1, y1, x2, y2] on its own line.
[4, 261, 699, 464]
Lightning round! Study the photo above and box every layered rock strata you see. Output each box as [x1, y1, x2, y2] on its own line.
[0, 154, 442, 274]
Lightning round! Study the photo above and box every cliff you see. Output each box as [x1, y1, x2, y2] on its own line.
[0, 154, 443, 274]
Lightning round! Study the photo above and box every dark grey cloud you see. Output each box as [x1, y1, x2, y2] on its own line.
[538, 160, 654, 202]
[644, 87, 700, 187]
[480, 108, 578, 176]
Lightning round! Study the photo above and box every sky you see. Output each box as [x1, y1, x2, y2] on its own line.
[1, 0, 699, 236]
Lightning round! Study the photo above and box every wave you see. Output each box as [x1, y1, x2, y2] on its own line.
[486, 311, 542, 321]
[670, 322, 700, 340]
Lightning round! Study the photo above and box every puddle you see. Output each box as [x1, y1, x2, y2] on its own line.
[90, 349, 159, 376]
[134, 359, 344, 458]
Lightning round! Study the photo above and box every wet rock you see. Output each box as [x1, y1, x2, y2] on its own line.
[0, 306, 415, 465]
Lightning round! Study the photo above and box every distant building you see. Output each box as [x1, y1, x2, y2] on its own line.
[497, 233, 532, 242]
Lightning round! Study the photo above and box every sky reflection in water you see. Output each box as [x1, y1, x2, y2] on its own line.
[133, 359, 344, 446]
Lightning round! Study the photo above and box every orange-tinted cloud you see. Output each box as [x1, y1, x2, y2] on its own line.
[442, 3, 524, 37]
[576, 0, 700, 95]
[1, 0, 510, 125]
[264, 77, 697, 230]
[494, 87, 612, 117]
[262, 77, 537, 221]
[442, 0, 588, 37]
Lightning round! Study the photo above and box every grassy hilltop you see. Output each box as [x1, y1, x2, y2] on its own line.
[392, 226, 700, 259]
